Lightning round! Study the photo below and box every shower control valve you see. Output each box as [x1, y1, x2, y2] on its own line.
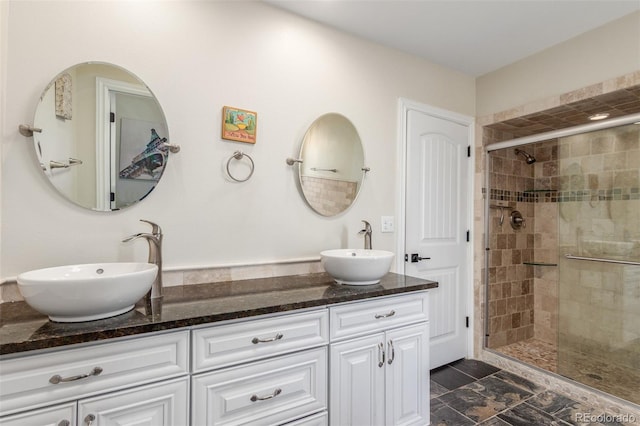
[510, 210, 526, 229]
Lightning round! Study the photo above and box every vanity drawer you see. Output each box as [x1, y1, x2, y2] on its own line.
[192, 309, 328, 372]
[329, 292, 428, 341]
[0, 330, 189, 416]
[0, 401, 76, 426]
[192, 347, 327, 426]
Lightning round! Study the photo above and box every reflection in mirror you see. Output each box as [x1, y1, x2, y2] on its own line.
[298, 113, 365, 216]
[31, 62, 170, 211]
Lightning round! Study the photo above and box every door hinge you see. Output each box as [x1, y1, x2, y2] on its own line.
[110, 192, 115, 202]
[466, 230, 470, 242]
[467, 145, 471, 158]
[404, 254, 408, 262]
[466, 316, 470, 328]
[110, 112, 115, 123]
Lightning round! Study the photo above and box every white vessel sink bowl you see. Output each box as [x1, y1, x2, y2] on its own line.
[17, 263, 158, 322]
[320, 249, 394, 285]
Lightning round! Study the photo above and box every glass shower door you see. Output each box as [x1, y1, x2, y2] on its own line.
[556, 123, 640, 405]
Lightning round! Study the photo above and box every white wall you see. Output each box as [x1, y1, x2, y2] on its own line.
[1, 1, 475, 279]
[477, 11, 640, 117]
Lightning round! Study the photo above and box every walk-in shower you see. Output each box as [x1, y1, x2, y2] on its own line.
[484, 112, 640, 406]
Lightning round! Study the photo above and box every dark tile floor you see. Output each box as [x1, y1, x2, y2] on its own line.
[430, 359, 636, 426]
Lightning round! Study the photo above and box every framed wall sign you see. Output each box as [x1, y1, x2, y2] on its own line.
[222, 106, 257, 144]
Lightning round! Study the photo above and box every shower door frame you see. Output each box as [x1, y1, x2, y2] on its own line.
[482, 111, 640, 348]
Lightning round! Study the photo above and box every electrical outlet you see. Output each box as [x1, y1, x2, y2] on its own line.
[381, 216, 394, 233]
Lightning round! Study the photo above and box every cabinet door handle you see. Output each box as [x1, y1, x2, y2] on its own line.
[378, 342, 385, 368]
[387, 340, 395, 365]
[84, 414, 96, 426]
[252, 333, 284, 344]
[374, 310, 395, 319]
[58, 421, 70, 426]
[49, 366, 103, 384]
[250, 388, 282, 402]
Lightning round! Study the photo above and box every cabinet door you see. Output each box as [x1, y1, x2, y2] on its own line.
[77, 376, 188, 426]
[329, 334, 385, 426]
[0, 401, 76, 426]
[385, 323, 429, 426]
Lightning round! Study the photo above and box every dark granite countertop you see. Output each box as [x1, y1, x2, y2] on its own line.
[0, 272, 437, 357]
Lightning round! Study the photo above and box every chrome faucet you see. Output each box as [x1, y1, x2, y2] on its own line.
[359, 220, 372, 250]
[123, 219, 163, 300]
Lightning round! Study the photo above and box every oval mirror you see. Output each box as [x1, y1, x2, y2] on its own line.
[31, 62, 170, 211]
[298, 113, 366, 216]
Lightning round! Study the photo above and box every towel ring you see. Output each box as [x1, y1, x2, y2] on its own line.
[226, 151, 254, 182]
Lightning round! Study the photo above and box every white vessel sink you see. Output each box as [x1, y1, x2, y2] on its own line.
[320, 249, 394, 285]
[17, 263, 158, 322]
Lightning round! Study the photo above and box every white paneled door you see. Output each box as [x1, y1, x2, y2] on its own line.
[403, 106, 471, 369]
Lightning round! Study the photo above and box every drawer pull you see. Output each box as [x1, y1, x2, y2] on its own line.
[84, 414, 96, 426]
[374, 310, 396, 319]
[251, 333, 284, 344]
[49, 366, 103, 384]
[378, 342, 385, 368]
[250, 387, 282, 402]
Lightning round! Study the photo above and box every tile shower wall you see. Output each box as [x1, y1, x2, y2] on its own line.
[487, 137, 561, 349]
[487, 145, 535, 348]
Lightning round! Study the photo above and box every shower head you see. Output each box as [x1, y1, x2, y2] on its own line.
[514, 148, 536, 164]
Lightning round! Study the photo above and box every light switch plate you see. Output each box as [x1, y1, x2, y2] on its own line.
[381, 216, 394, 233]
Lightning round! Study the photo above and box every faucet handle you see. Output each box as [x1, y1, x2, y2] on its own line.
[140, 219, 162, 235]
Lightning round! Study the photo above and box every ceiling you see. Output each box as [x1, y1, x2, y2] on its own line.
[485, 84, 640, 141]
[264, 0, 640, 77]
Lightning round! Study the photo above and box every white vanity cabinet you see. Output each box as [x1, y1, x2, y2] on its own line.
[329, 292, 430, 426]
[0, 287, 432, 426]
[191, 309, 330, 426]
[0, 330, 190, 426]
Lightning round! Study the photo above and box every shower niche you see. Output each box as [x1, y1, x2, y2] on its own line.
[485, 122, 640, 405]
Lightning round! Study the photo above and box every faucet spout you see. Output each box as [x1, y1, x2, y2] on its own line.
[123, 220, 163, 300]
[358, 220, 372, 250]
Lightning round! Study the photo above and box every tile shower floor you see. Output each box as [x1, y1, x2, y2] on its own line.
[494, 338, 558, 372]
[430, 359, 637, 425]
[494, 338, 640, 406]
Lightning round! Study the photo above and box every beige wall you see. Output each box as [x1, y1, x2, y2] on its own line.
[1, 1, 475, 280]
[477, 11, 640, 117]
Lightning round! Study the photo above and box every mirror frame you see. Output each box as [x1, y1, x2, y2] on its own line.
[296, 113, 367, 217]
[29, 62, 171, 212]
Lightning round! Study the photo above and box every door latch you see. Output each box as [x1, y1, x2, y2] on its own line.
[410, 253, 430, 263]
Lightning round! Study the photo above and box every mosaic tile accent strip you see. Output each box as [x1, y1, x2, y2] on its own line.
[487, 187, 640, 203]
